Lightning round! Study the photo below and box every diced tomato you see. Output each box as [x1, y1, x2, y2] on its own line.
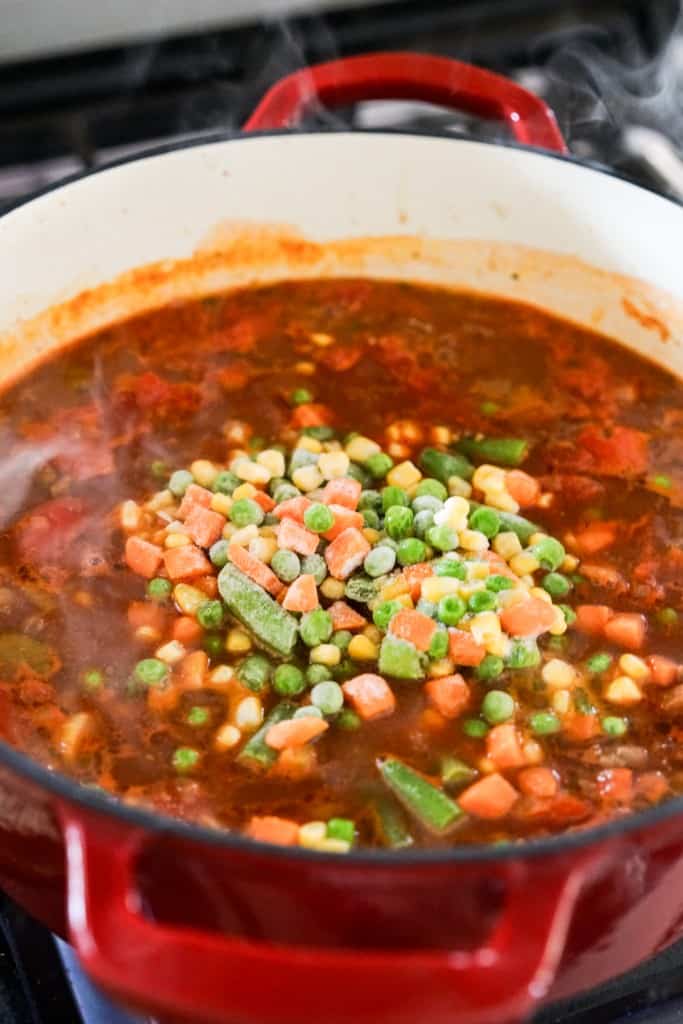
[282, 574, 319, 612]
[246, 816, 300, 846]
[517, 766, 558, 798]
[184, 506, 226, 549]
[324, 528, 371, 580]
[505, 470, 540, 508]
[458, 774, 519, 820]
[228, 544, 283, 596]
[573, 521, 617, 555]
[424, 674, 469, 719]
[272, 496, 312, 524]
[647, 655, 679, 687]
[575, 604, 613, 635]
[321, 477, 362, 510]
[163, 544, 212, 581]
[447, 629, 486, 667]
[327, 601, 367, 631]
[265, 717, 328, 750]
[125, 536, 163, 579]
[597, 768, 633, 804]
[178, 484, 213, 520]
[290, 404, 332, 429]
[342, 674, 396, 720]
[15, 496, 88, 566]
[604, 613, 647, 651]
[321, 505, 364, 541]
[486, 723, 526, 769]
[500, 598, 556, 638]
[389, 610, 438, 652]
[276, 518, 319, 557]
[578, 425, 649, 477]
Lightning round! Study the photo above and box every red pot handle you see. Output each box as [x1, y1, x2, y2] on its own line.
[60, 805, 603, 1024]
[244, 52, 567, 153]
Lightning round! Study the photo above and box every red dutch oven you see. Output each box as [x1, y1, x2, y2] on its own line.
[0, 52, 682, 1024]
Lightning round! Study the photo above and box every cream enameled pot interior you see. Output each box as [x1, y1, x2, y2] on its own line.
[1, 133, 682, 384]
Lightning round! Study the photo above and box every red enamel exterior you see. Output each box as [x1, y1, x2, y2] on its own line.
[0, 52, 681, 1024]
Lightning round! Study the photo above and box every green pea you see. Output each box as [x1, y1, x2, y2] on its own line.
[469, 506, 501, 539]
[172, 747, 199, 772]
[294, 705, 324, 720]
[463, 718, 489, 738]
[415, 478, 447, 501]
[211, 470, 239, 495]
[303, 426, 335, 442]
[529, 536, 565, 571]
[291, 387, 313, 405]
[530, 711, 561, 735]
[413, 509, 435, 539]
[358, 489, 382, 512]
[482, 690, 515, 724]
[437, 594, 466, 627]
[468, 590, 497, 613]
[657, 607, 678, 629]
[300, 553, 327, 584]
[237, 654, 272, 692]
[332, 630, 352, 652]
[364, 545, 396, 577]
[203, 634, 224, 658]
[307, 664, 332, 685]
[397, 537, 427, 566]
[362, 509, 381, 530]
[271, 549, 301, 583]
[273, 482, 300, 504]
[345, 575, 376, 603]
[304, 502, 335, 533]
[169, 469, 193, 497]
[366, 453, 394, 479]
[289, 449, 319, 474]
[480, 400, 500, 416]
[384, 506, 413, 541]
[300, 609, 333, 647]
[651, 473, 672, 489]
[382, 486, 409, 511]
[82, 668, 104, 691]
[230, 499, 264, 528]
[602, 716, 628, 737]
[542, 572, 572, 598]
[147, 577, 172, 602]
[486, 574, 514, 592]
[475, 654, 504, 681]
[134, 658, 168, 688]
[337, 708, 361, 730]
[586, 652, 613, 674]
[209, 540, 230, 568]
[416, 599, 437, 618]
[373, 600, 403, 631]
[412, 495, 443, 514]
[187, 706, 210, 727]
[196, 600, 224, 631]
[273, 664, 306, 696]
[507, 639, 540, 669]
[326, 818, 355, 844]
[347, 463, 372, 487]
[559, 604, 576, 625]
[150, 459, 168, 479]
[426, 525, 458, 552]
[434, 558, 466, 579]
[311, 680, 344, 715]
[428, 628, 449, 660]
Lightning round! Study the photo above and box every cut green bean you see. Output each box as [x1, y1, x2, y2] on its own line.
[237, 702, 297, 768]
[419, 447, 474, 484]
[378, 758, 463, 833]
[469, 502, 539, 543]
[372, 795, 414, 849]
[218, 564, 298, 657]
[441, 756, 477, 791]
[456, 436, 529, 467]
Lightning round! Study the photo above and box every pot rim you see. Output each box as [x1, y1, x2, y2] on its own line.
[2, 125, 682, 866]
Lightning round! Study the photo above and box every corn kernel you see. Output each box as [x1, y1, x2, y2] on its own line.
[230, 524, 259, 548]
[619, 653, 651, 682]
[208, 665, 234, 688]
[345, 436, 380, 462]
[317, 838, 351, 854]
[485, 490, 520, 514]
[393, 593, 414, 610]
[493, 531, 523, 560]
[135, 625, 160, 643]
[509, 552, 540, 576]
[214, 723, 241, 750]
[537, 492, 554, 509]
[447, 476, 473, 498]
[146, 489, 175, 511]
[310, 644, 341, 667]
[523, 740, 544, 765]
[120, 500, 141, 532]
[155, 640, 186, 665]
[473, 465, 506, 493]
[542, 659, 576, 689]
[486, 634, 511, 659]
[311, 332, 334, 347]
[548, 606, 568, 636]
[165, 532, 191, 549]
[428, 658, 455, 678]
[249, 536, 278, 563]
[530, 587, 553, 605]
[460, 529, 490, 553]
[420, 576, 460, 603]
[173, 584, 206, 615]
[478, 757, 497, 774]
[235, 696, 263, 731]
[348, 635, 378, 661]
[605, 676, 643, 706]
[190, 460, 218, 487]
[469, 611, 502, 646]
[226, 628, 252, 653]
[260, 524, 277, 539]
[233, 458, 271, 486]
[467, 561, 490, 581]
[387, 442, 410, 460]
[320, 577, 345, 600]
[430, 426, 451, 445]
[362, 528, 381, 545]
[561, 554, 580, 573]
[222, 522, 236, 540]
[387, 460, 422, 491]
[362, 624, 382, 644]
[318, 451, 350, 480]
[434, 496, 469, 532]
[232, 482, 257, 501]
[379, 577, 410, 601]
[552, 689, 571, 714]
[223, 420, 250, 445]
[257, 449, 286, 478]
[210, 493, 233, 516]
[295, 360, 315, 375]
[297, 436, 323, 454]
[298, 821, 328, 847]
[497, 586, 528, 608]
[292, 465, 324, 492]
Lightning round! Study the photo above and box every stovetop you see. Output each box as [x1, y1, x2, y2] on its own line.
[2, 1, 683, 1021]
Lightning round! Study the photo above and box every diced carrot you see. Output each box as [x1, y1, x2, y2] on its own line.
[252, 490, 276, 513]
[458, 773, 519, 820]
[505, 470, 541, 508]
[500, 598, 556, 638]
[125, 536, 163, 579]
[604, 613, 647, 651]
[127, 600, 166, 632]
[597, 768, 633, 804]
[482, 550, 517, 580]
[486, 723, 526, 769]
[172, 616, 203, 645]
[647, 655, 679, 687]
[276, 518, 319, 556]
[342, 673, 396, 720]
[636, 771, 669, 804]
[147, 682, 181, 713]
[515, 793, 592, 827]
[389, 609, 438, 652]
[324, 527, 371, 580]
[290, 403, 332, 429]
[518, 766, 558, 798]
[321, 477, 362, 510]
[228, 544, 283, 596]
[282, 574, 319, 612]
[562, 713, 601, 742]
[195, 575, 219, 598]
[322, 505, 364, 541]
[273, 746, 318, 780]
[447, 628, 486, 667]
[163, 544, 212, 581]
[272, 495, 312, 524]
[403, 562, 434, 600]
[575, 604, 613, 635]
[424, 673, 469, 719]
[265, 717, 329, 750]
[178, 650, 208, 690]
[246, 815, 300, 846]
[573, 521, 617, 555]
[419, 708, 450, 733]
[328, 601, 367, 631]
[178, 484, 213, 520]
[184, 506, 226, 549]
